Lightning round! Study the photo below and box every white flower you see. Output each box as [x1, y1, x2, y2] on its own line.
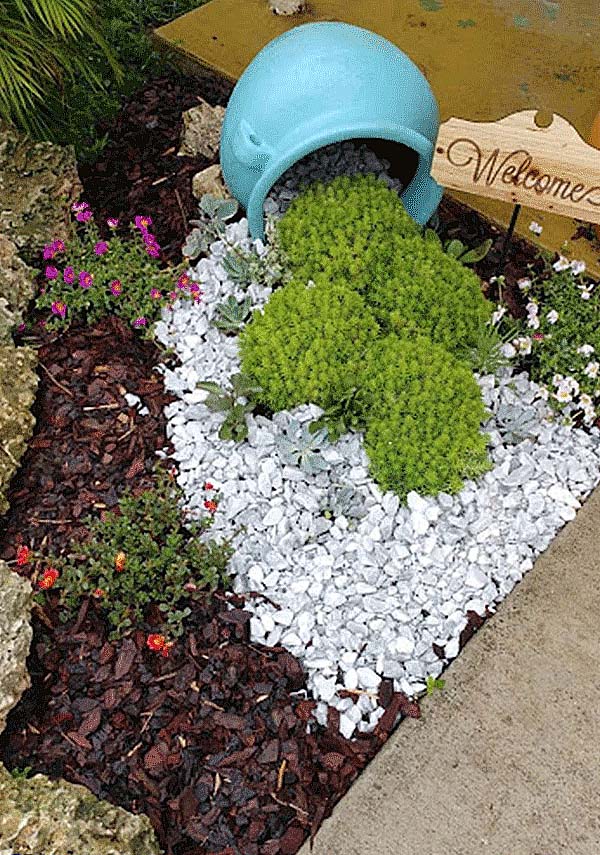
[584, 361, 599, 379]
[500, 342, 517, 359]
[577, 344, 595, 356]
[552, 374, 564, 386]
[565, 377, 580, 396]
[583, 407, 597, 425]
[553, 255, 571, 272]
[526, 301, 539, 316]
[546, 309, 559, 324]
[581, 290, 592, 301]
[537, 386, 549, 401]
[517, 277, 532, 291]
[491, 305, 507, 325]
[527, 315, 540, 330]
[579, 393, 593, 409]
[555, 385, 572, 403]
[570, 259, 586, 276]
[529, 221, 543, 235]
[513, 336, 532, 355]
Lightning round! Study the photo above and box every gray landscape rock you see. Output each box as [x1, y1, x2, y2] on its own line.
[0, 764, 161, 855]
[0, 235, 36, 343]
[0, 560, 33, 734]
[0, 120, 82, 265]
[0, 344, 38, 517]
[178, 100, 226, 160]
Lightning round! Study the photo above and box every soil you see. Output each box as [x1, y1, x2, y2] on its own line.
[0, 62, 590, 855]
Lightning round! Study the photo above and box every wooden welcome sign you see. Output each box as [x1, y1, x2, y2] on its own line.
[430, 110, 600, 225]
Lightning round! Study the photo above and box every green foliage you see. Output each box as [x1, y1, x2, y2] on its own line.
[196, 372, 263, 442]
[507, 262, 600, 419]
[275, 419, 329, 476]
[467, 319, 520, 375]
[182, 196, 239, 261]
[275, 173, 421, 288]
[0, 0, 123, 141]
[32, 214, 190, 343]
[307, 385, 368, 442]
[359, 336, 491, 499]
[6, 0, 212, 162]
[363, 237, 494, 359]
[32, 463, 233, 642]
[10, 765, 33, 780]
[239, 275, 379, 413]
[423, 228, 493, 265]
[212, 295, 252, 334]
[425, 675, 445, 695]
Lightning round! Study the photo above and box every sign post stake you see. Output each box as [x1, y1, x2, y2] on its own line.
[495, 203, 521, 280]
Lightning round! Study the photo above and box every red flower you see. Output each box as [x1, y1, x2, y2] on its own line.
[146, 633, 166, 652]
[204, 499, 218, 513]
[38, 567, 59, 589]
[92, 588, 105, 598]
[16, 545, 30, 565]
[204, 482, 214, 490]
[161, 641, 175, 658]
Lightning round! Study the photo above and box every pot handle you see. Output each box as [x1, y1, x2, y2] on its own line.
[232, 119, 273, 170]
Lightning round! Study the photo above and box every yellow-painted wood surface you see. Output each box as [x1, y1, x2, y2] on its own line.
[154, 0, 600, 276]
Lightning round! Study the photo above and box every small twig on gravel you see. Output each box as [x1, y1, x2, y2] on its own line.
[30, 517, 74, 524]
[339, 687, 380, 698]
[126, 741, 143, 758]
[244, 591, 282, 610]
[38, 361, 74, 398]
[276, 759, 287, 791]
[270, 792, 310, 816]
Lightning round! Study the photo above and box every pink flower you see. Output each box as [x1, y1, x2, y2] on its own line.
[106, 218, 119, 228]
[94, 241, 109, 256]
[53, 239, 65, 253]
[79, 270, 93, 289]
[71, 201, 89, 212]
[43, 245, 55, 260]
[76, 210, 93, 223]
[150, 288, 162, 299]
[63, 266, 75, 284]
[133, 317, 147, 327]
[146, 246, 160, 259]
[168, 290, 178, 300]
[134, 215, 153, 230]
[188, 283, 201, 294]
[45, 265, 59, 279]
[51, 300, 67, 319]
[38, 319, 47, 327]
[109, 279, 122, 296]
[17, 323, 26, 333]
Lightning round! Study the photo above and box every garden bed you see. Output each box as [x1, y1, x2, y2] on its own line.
[2, 65, 600, 855]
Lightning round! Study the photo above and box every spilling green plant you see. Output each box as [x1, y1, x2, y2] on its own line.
[358, 336, 491, 499]
[31, 462, 233, 642]
[275, 173, 421, 288]
[239, 275, 379, 413]
[0, 0, 212, 162]
[28, 202, 195, 343]
[500, 258, 599, 425]
[235, 172, 496, 501]
[196, 372, 264, 442]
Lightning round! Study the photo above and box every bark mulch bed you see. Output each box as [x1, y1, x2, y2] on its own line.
[0, 63, 591, 855]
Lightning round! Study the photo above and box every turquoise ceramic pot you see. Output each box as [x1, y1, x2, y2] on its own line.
[219, 21, 443, 240]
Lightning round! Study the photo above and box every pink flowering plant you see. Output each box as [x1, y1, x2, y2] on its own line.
[32, 201, 202, 343]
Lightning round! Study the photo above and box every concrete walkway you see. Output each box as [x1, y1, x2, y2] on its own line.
[299, 486, 600, 855]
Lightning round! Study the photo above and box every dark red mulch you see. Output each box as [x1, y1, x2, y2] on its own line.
[76, 73, 236, 269]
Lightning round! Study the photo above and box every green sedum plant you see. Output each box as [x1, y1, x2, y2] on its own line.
[239, 274, 379, 413]
[275, 172, 421, 287]
[359, 336, 491, 499]
[32, 463, 233, 642]
[362, 236, 494, 359]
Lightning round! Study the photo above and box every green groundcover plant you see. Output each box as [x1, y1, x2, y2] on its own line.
[359, 335, 491, 498]
[239, 274, 379, 413]
[237, 173, 496, 500]
[499, 257, 600, 425]
[275, 173, 421, 288]
[30, 462, 234, 644]
[27, 200, 197, 343]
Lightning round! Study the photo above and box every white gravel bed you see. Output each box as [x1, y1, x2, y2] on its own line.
[149, 141, 600, 739]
